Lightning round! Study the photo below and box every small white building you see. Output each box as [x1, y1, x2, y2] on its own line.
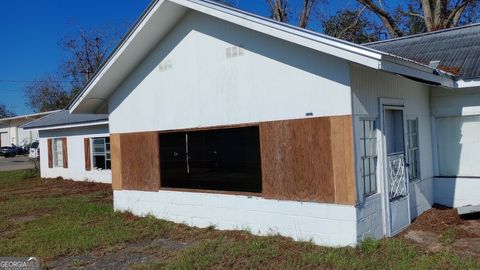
[22, 110, 111, 184]
[62, 0, 480, 246]
[0, 111, 53, 147]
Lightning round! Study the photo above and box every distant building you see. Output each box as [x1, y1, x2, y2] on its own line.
[0, 111, 54, 147]
[22, 110, 111, 184]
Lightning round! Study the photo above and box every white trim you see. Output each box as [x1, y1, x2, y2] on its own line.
[25, 121, 109, 131]
[431, 117, 440, 177]
[405, 116, 421, 182]
[378, 98, 411, 237]
[455, 78, 480, 88]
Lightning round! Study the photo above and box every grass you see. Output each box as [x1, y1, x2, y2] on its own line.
[439, 227, 460, 245]
[0, 170, 479, 269]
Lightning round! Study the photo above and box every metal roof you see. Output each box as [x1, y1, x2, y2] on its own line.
[366, 23, 480, 80]
[21, 110, 108, 130]
[0, 110, 57, 123]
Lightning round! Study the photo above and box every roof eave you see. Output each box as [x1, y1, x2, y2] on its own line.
[22, 120, 109, 131]
[380, 55, 455, 87]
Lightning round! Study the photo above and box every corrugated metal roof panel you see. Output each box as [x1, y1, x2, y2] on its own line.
[366, 24, 480, 80]
[21, 110, 108, 129]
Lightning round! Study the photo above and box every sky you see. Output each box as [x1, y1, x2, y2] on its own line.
[0, 0, 387, 115]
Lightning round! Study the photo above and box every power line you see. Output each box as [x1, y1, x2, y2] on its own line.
[0, 79, 73, 83]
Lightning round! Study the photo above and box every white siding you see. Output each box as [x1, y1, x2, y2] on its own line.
[351, 65, 434, 238]
[109, 11, 352, 134]
[115, 190, 358, 247]
[39, 125, 111, 184]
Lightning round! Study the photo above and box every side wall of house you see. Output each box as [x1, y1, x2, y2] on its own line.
[351, 65, 434, 241]
[39, 125, 111, 183]
[108, 10, 352, 133]
[430, 86, 480, 207]
[109, 11, 359, 246]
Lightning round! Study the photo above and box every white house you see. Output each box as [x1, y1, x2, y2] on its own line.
[66, 0, 479, 246]
[0, 111, 53, 147]
[22, 110, 111, 184]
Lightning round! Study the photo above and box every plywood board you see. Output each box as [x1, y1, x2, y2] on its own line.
[330, 115, 356, 205]
[120, 132, 161, 191]
[110, 134, 123, 190]
[260, 117, 336, 203]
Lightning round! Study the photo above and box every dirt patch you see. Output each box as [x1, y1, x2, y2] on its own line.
[408, 205, 464, 232]
[47, 237, 190, 270]
[10, 215, 38, 224]
[404, 205, 479, 238]
[402, 205, 480, 258]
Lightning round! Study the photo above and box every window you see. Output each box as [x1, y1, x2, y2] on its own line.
[92, 137, 111, 170]
[406, 118, 420, 181]
[159, 126, 262, 193]
[359, 119, 377, 196]
[53, 138, 63, 167]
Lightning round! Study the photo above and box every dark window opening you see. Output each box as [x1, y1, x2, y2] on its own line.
[159, 126, 262, 193]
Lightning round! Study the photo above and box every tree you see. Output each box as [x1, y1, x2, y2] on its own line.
[60, 28, 117, 96]
[324, 8, 381, 43]
[356, 0, 479, 37]
[0, 104, 16, 119]
[24, 27, 119, 112]
[265, 0, 323, 28]
[24, 75, 71, 113]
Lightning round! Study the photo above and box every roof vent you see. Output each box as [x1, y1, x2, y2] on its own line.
[429, 60, 441, 69]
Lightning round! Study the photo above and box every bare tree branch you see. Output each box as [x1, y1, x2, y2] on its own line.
[356, 0, 404, 37]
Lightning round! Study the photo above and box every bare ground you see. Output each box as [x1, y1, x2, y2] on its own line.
[400, 205, 480, 258]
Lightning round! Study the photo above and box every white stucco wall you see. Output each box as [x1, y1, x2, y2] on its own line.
[350, 65, 434, 239]
[114, 190, 358, 247]
[434, 177, 480, 208]
[39, 125, 111, 183]
[108, 10, 352, 134]
[430, 86, 480, 208]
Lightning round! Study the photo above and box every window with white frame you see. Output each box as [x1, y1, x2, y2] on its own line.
[359, 119, 377, 196]
[92, 137, 111, 170]
[406, 118, 420, 181]
[53, 138, 63, 167]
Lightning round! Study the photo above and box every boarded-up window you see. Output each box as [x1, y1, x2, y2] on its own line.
[159, 127, 262, 193]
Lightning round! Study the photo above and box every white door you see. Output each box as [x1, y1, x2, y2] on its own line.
[383, 106, 410, 236]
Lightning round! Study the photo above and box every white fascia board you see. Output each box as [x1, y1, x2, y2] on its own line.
[24, 121, 109, 132]
[173, 0, 382, 68]
[380, 56, 455, 87]
[455, 78, 480, 88]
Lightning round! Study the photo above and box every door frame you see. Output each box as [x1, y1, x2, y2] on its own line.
[378, 98, 411, 237]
